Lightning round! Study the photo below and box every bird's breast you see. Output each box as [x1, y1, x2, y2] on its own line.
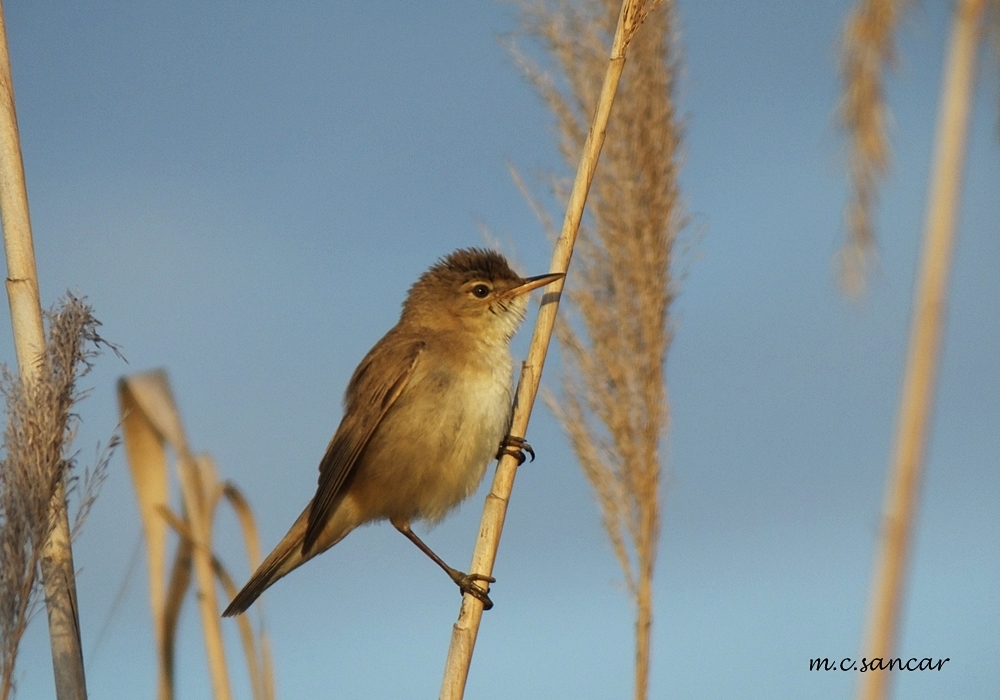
[356, 342, 514, 524]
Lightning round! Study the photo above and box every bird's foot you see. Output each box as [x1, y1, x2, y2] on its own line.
[497, 435, 534, 466]
[448, 568, 496, 611]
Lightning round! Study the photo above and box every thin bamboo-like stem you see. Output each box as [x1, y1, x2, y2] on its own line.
[438, 2, 654, 697]
[0, 5, 42, 370]
[857, 2, 985, 699]
[0, 2, 88, 699]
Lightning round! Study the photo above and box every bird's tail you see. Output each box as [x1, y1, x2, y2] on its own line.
[222, 496, 360, 616]
[223, 507, 311, 616]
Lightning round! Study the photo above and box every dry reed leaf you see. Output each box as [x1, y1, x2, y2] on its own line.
[119, 370, 190, 453]
[160, 513, 192, 699]
[118, 369, 273, 700]
[119, 371, 234, 700]
[211, 560, 270, 700]
[258, 633, 275, 700]
[117, 374, 171, 653]
[118, 371, 188, 699]
[159, 504, 272, 700]
[221, 484, 263, 583]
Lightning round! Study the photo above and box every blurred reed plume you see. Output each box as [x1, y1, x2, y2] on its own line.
[510, 2, 682, 698]
[0, 295, 117, 700]
[837, 0, 908, 296]
[118, 370, 273, 700]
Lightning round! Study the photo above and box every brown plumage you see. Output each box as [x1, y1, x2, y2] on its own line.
[223, 249, 561, 616]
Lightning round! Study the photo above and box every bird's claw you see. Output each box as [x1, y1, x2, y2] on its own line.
[497, 435, 535, 466]
[451, 570, 495, 611]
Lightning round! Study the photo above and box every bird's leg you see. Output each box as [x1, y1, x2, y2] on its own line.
[497, 434, 534, 466]
[392, 520, 495, 610]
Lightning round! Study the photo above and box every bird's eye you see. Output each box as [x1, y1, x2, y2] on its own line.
[471, 284, 490, 299]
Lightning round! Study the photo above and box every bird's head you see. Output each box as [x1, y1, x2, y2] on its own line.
[401, 248, 563, 343]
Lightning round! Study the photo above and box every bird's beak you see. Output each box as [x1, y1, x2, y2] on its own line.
[506, 272, 565, 298]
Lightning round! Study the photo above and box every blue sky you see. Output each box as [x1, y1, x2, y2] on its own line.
[3, 1, 998, 698]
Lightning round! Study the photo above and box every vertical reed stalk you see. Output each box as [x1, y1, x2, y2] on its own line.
[0, 2, 88, 698]
[858, 2, 986, 699]
[438, 2, 657, 697]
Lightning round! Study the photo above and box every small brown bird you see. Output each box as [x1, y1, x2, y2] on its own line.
[223, 248, 561, 616]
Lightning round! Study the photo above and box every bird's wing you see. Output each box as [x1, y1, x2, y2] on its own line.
[303, 335, 425, 552]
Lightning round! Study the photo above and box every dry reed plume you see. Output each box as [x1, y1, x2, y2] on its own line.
[838, 0, 908, 296]
[439, 2, 658, 696]
[511, 2, 682, 698]
[0, 295, 117, 700]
